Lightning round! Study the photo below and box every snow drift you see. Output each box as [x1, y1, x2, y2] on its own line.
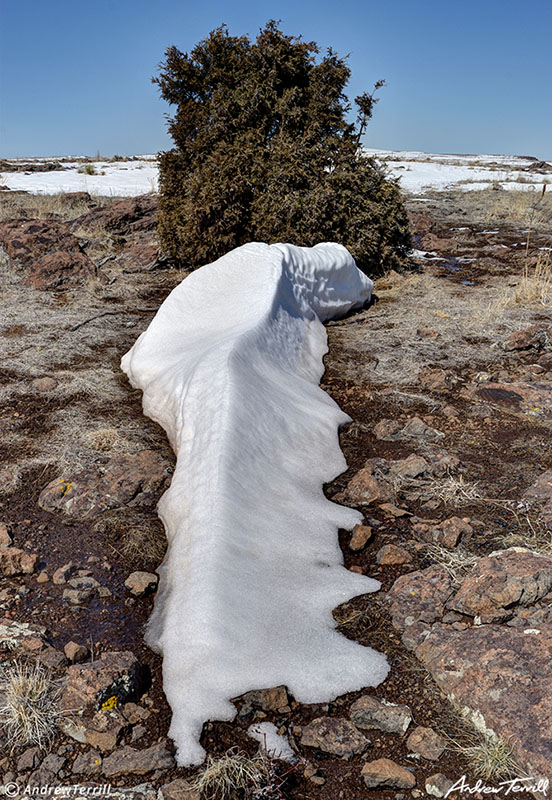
[121, 242, 389, 766]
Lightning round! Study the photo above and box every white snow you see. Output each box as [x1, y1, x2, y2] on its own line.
[0, 159, 158, 196]
[121, 241, 388, 766]
[247, 722, 298, 763]
[364, 148, 552, 194]
[3, 149, 550, 197]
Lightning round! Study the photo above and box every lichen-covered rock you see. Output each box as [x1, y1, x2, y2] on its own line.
[38, 450, 173, 519]
[386, 565, 453, 633]
[300, 717, 369, 759]
[406, 725, 447, 760]
[61, 650, 149, 712]
[0, 218, 96, 290]
[414, 623, 552, 777]
[350, 695, 412, 734]
[449, 548, 552, 621]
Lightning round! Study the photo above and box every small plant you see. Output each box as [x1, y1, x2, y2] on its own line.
[78, 163, 96, 175]
[424, 543, 479, 583]
[455, 732, 521, 782]
[508, 251, 552, 307]
[191, 746, 294, 800]
[0, 660, 62, 748]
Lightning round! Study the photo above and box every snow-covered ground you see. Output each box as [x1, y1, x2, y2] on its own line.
[0, 159, 158, 196]
[121, 242, 388, 765]
[364, 148, 552, 194]
[1, 149, 550, 197]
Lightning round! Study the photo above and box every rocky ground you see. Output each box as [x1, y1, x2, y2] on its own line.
[0, 184, 551, 799]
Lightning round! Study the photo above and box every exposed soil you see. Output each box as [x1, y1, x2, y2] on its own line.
[1, 186, 551, 797]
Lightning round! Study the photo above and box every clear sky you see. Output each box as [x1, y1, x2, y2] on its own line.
[1, 0, 550, 160]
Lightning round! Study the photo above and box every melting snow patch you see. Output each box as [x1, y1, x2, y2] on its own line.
[247, 722, 298, 763]
[121, 242, 388, 765]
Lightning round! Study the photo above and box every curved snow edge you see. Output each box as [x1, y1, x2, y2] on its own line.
[121, 242, 389, 766]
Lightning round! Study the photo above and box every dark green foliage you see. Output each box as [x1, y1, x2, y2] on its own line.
[155, 21, 410, 276]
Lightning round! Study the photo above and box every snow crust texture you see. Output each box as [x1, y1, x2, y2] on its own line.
[121, 242, 389, 766]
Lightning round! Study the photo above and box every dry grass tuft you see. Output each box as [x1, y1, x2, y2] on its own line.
[506, 252, 552, 308]
[191, 747, 277, 800]
[424, 474, 482, 507]
[0, 660, 62, 749]
[82, 426, 120, 452]
[94, 509, 167, 564]
[492, 509, 552, 555]
[424, 542, 479, 583]
[454, 732, 521, 782]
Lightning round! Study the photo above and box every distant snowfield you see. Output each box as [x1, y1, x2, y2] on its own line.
[1, 149, 550, 197]
[0, 159, 158, 197]
[364, 148, 552, 194]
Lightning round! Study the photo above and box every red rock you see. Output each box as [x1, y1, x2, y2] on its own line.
[0, 522, 12, 547]
[414, 623, 552, 777]
[435, 517, 473, 548]
[71, 195, 157, 236]
[340, 458, 394, 506]
[64, 641, 89, 663]
[361, 758, 416, 789]
[62, 651, 149, 711]
[237, 685, 290, 713]
[349, 524, 373, 551]
[350, 695, 412, 734]
[525, 468, 552, 523]
[386, 565, 453, 634]
[124, 571, 158, 598]
[449, 548, 552, 620]
[376, 544, 413, 565]
[0, 546, 38, 575]
[0, 218, 96, 290]
[101, 741, 174, 777]
[504, 324, 552, 352]
[406, 725, 446, 760]
[38, 450, 173, 519]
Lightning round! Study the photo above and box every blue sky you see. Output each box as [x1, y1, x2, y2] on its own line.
[1, 0, 551, 159]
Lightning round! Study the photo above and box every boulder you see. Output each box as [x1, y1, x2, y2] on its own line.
[503, 324, 552, 352]
[525, 469, 552, 523]
[71, 195, 158, 236]
[72, 749, 102, 775]
[386, 565, 453, 634]
[38, 450, 173, 519]
[414, 623, 552, 777]
[449, 548, 552, 621]
[0, 218, 96, 290]
[300, 717, 369, 759]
